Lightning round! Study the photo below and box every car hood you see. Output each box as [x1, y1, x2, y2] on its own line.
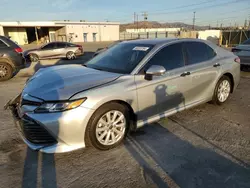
[23, 65, 122, 101]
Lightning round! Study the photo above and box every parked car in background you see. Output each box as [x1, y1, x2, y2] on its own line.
[24, 42, 83, 62]
[6, 38, 240, 153]
[93, 39, 139, 57]
[0, 35, 25, 81]
[232, 38, 250, 69]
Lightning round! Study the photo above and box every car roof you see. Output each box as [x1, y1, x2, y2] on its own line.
[122, 38, 213, 46]
[122, 38, 179, 45]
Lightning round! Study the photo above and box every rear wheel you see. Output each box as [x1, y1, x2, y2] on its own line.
[212, 75, 231, 105]
[29, 53, 39, 62]
[85, 103, 129, 150]
[0, 62, 13, 81]
[66, 51, 76, 60]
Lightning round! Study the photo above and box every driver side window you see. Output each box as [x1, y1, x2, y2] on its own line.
[144, 43, 185, 72]
[41, 43, 55, 50]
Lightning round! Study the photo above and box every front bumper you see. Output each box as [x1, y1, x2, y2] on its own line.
[8, 99, 95, 153]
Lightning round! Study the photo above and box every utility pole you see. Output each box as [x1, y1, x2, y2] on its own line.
[142, 12, 148, 32]
[137, 14, 139, 31]
[192, 11, 196, 30]
[134, 12, 136, 32]
[248, 15, 250, 29]
[134, 12, 136, 25]
[244, 19, 247, 29]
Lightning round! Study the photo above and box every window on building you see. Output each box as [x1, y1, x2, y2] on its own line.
[83, 33, 88, 42]
[143, 43, 185, 71]
[184, 42, 216, 65]
[93, 33, 97, 42]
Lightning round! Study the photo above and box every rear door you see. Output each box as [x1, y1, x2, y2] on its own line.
[135, 42, 191, 121]
[53, 42, 67, 57]
[183, 41, 220, 104]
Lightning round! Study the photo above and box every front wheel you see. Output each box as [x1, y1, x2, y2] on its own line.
[85, 103, 129, 150]
[212, 75, 231, 105]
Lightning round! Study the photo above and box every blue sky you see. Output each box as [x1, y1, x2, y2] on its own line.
[0, 0, 249, 26]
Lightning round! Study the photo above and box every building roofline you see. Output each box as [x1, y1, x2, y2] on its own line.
[0, 21, 120, 27]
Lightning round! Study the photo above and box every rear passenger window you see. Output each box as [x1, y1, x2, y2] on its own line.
[0, 40, 7, 48]
[56, 43, 66, 48]
[185, 42, 216, 65]
[144, 43, 185, 71]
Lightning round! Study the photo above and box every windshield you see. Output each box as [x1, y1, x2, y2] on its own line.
[86, 42, 154, 74]
[242, 38, 250, 45]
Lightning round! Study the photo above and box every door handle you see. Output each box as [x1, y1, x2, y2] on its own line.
[180, 72, 191, 77]
[213, 63, 220, 67]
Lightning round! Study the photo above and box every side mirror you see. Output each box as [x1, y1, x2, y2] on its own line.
[145, 65, 166, 80]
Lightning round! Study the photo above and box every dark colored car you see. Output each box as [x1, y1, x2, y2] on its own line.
[24, 42, 83, 62]
[232, 38, 250, 69]
[0, 36, 25, 81]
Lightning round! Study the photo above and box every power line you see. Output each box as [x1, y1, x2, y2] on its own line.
[149, 0, 248, 16]
[111, 0, 249, 24]
[147, 0, 217, 13]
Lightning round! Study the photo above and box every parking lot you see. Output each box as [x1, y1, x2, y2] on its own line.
[0, 43, 250, 188]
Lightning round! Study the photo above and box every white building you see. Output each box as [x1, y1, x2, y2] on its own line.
[126, 28, 181, 33]
[0, 21, 120, 45]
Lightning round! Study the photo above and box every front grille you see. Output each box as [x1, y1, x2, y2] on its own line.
[19, 115, 57, 145]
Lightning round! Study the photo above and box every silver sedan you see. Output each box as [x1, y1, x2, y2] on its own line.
[6, 38, 240, 153]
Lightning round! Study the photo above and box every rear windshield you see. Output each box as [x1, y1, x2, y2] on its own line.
[0, 36, 20, 48]
[86, 42, 154, 74]
[242, 38, 250, 45]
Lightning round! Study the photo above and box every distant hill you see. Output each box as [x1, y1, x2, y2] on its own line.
[120, 21, 209, 32]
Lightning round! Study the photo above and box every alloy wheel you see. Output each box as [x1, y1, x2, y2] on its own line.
[0, 64, 8, 78]
[217, 80, 231, 102]
[95, 110, 126, 146]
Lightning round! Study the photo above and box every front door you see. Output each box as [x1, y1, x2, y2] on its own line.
[135, 42, 191, 122]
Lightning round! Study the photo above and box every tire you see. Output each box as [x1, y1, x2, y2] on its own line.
[29, 53, 39, 62]
[66, 51, 76, 60]
[212, 75, 232, 105]
[0, 62, 13, 81]
[85, 102, 130, 150]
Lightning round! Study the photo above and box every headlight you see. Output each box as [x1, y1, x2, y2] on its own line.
[35, 98, 86, 113]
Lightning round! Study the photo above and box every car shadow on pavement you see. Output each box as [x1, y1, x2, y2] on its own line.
[125, 82, 250, 187]
[22, 149, 57, 188]
[21, 66, 66, 188]
[125, 123, 250, 188]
